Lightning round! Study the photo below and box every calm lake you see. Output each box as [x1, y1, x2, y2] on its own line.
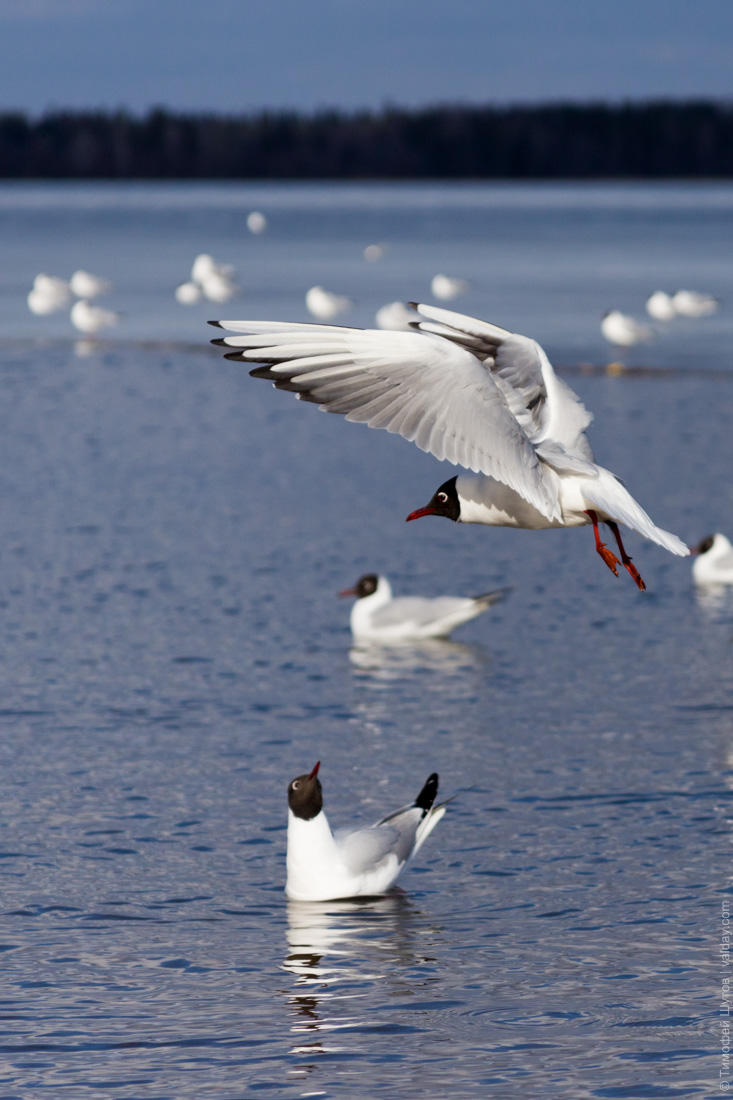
[0, 182, 732, 1098]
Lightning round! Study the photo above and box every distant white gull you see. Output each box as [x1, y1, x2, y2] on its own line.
[305, 286, 352, 321]
[671, 290, 719, 318]
[600, 309, 655, 348]
[70, 299, 119, 335]
[375, 300, 417, 331]
[28, 274, 72, 315]
[70, 270, 111, 299]
[645, 291, 676, 322]
[286, 762, 448, 901]
[247, 211, 267, 234]
[175, 281, 202, 305]
[431, 273, 469, 301]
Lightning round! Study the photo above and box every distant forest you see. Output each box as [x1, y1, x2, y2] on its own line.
[1, 101, 732, 179]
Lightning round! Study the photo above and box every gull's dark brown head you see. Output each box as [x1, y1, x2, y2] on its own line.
[406, 476, 460, 523]
[338, 574, 379, 600]
[288, 761, 323, 821]
[691, 534, 715, 556]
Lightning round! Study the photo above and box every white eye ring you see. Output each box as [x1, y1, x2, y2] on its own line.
[292, 781, 300, 790]
[438, 492, 448, 502]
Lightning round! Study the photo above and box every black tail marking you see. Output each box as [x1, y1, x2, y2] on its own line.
[414, 773, 439, 813]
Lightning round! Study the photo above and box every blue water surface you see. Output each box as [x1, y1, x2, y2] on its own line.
[0, 182, 731, 1098]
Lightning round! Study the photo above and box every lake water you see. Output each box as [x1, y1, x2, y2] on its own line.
[0, 182, 732, 1098]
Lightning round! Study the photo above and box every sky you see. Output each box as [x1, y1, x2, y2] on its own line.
[1, 0, 732, 116]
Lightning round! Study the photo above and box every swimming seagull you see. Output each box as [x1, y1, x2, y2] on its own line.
[175, 281, 202, 305]
[431, 274, 469, 301]
[340, 573, 508, 643]
[28, 274, 72, 315]
[247, 211, 267, 234]
[286, 762, 448, 901]
[691, 533, 733, 585]
[211, 302, 689, 590]
[671, 290, 719, 318]
[305, 286, 352, 321]
[375, 300, 418, 330]
[190, 254, 238, 302]
[645, 291, 676, 322]
[70, 299, 119, 335]
[600, 310, 655, 348]
[70, 270, 111, 299]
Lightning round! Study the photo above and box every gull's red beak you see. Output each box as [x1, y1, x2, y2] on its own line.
[338, 586, 358, 597]
[405, 505, 436, 522]
[308, 761, 321, 780]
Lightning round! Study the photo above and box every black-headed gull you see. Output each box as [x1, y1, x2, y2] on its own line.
[211, 302, 689, 590]
[600, 309, 654, 348]
[340, 573, 508, 643]
[691, 534, 733, 585]
[286, 762, 447, 901]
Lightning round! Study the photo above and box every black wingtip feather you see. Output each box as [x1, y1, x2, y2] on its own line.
[208, 320, 223, 328]
[249, 365, 278, 379]
[223, 351, 246, 361]
[414, 773, 439, 812]
[407, 301, 419, 311]
[210, 337, 229, 346]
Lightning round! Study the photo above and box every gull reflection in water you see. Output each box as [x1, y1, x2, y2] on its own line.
[282, 892, 434, 1075]
[693, 583, 733, 621]
[348, 638, 490, 682]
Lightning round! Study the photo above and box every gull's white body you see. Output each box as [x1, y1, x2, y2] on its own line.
[70, 299, 119, 334]
[646, 291, 676, 322]
[286, 788, 446, 902]
[247, 211, 267, 234]
[693, 534, 733, 586]
[349, 575, 505, 643]
[213, 303, 687, 564]
[175, 281, 202, 305]
[200, 270, 237, 303]
[601, 310, 654, 348]
[375, 300, 416, 331]
[431, 273, 469, 300]
[28, 274, 72, 315]
[672, 290, 719, 318]
[305, 286, 352, 321]
[70, 270, 111, 299]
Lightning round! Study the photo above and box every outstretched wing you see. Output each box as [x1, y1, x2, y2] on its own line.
[411, 303, 594, 459]
[213, 319, 560, 521]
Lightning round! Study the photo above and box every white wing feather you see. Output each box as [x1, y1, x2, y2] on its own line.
[216, 321, 560, 520]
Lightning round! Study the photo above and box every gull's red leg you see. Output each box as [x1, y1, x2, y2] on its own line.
[606, 520, 646, 591]
[584, 509, 620, 577]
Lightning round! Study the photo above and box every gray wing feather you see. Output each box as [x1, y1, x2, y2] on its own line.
[334, 821, 415, 873]
[370, 596, 475, 629]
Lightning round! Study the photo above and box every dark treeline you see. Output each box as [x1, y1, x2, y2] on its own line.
[1, 101, 732, 179]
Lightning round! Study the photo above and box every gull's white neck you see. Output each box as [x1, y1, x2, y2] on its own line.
[286, 808, 339, 901]
[350, 576, 392, 634]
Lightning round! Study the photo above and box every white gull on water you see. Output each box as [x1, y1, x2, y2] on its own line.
[340, 573, 508, 643]
[286, 762, 448, 901]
